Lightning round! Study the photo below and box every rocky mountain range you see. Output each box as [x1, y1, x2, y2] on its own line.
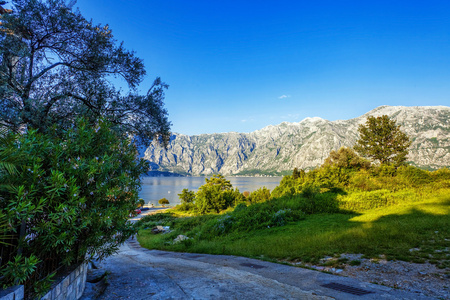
[143, 106, 450, 175]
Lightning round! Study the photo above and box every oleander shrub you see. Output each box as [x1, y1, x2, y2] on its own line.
[0, 119, 147, 291]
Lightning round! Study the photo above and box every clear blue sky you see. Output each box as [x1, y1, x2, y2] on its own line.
[75, 0, 450, 135]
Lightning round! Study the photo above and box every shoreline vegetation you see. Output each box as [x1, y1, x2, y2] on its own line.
[136, 163, 450, 289]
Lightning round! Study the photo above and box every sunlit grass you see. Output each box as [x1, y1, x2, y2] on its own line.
[137, 186, 450, 269]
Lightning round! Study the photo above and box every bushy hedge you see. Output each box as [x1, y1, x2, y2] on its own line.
[0, 119, 147, 293]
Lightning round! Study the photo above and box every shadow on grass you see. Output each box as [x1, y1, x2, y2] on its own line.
[137, 192, 449, 268]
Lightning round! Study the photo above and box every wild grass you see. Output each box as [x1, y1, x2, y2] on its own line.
[137, 167, 450, 270]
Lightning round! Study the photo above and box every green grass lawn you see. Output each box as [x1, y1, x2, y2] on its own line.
[137, 189, 449, 269]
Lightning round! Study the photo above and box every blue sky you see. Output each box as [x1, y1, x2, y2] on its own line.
[75, 0, 450, 135]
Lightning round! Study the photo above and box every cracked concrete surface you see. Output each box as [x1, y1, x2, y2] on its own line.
[83, 239, 437, 300]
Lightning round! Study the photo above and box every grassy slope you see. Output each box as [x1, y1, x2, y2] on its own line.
[138, 189, 449, 269]
[137, 165, 450, 271]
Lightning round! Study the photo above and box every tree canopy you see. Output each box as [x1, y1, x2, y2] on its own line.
[323, 146, 371, 170]
[178, 188, 195, 204]
[354, 115, 411, 166]
[195, 175, 242, 214]
[0, 0, 170, 145]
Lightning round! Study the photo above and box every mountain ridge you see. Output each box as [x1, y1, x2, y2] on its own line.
[143, 106, 450, 175]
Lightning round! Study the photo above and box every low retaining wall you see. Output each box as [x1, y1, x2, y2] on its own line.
[0, 285, 24, 300]
[41, 261, 88, 300]
[0, 261, 88, 300]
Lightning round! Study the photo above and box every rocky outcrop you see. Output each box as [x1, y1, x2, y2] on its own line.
[143, 106, 450, 175]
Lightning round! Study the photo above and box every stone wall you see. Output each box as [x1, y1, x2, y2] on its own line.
[41, 261, 88, 300]
[0, 261, 88, 300]
[0, 285, 24, 300]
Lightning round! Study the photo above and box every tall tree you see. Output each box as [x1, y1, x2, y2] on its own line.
[0, 0, 170, 145]
[354, 115, 411, 166]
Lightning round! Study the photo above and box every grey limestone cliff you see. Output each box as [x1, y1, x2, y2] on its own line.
[143, 106, 450, 175]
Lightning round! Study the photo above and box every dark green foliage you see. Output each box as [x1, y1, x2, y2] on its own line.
[248, 187, 271, 204]
[323, 147, 371, 170]
[354, 115, 411, 166]
[292, 168, 305, 180]
[158, 198, 170, 206]
[396, 165, 432, 185]
[0, 119, 147, 290]
[0, 0, 170, 145]
[1, 254, 39, 287]
[195, 175, 243, 214]
[178, 188, 195, 204]
[233, 203, 247, 213]
[271, 175, 298, 198]
[203, 200, 306, 237]
[175, 202, 196, 212]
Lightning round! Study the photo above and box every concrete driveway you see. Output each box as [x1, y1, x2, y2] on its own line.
[86, 239, 436, 300]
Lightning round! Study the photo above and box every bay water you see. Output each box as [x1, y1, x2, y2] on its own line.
[139, 176, 283, 206]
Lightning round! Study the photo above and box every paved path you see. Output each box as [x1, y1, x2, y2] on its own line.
[87, 239, 436, 300]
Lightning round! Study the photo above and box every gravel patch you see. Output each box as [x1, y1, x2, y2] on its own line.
[286, 253, 449, 299]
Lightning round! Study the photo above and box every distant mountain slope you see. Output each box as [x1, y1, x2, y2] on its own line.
[143, 106, 450, 175]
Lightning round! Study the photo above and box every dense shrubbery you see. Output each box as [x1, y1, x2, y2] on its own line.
[248, 187, 271, 204]
[0, 119, 147, 293]
[173, 175, 244, 214]
[138, 199, 307, 242]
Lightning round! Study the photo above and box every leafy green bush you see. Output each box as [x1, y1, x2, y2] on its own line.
[204, 199, 306, 236]
[322, 147, 371, 170]
[178, 188, 195, 204]
[138, 198, 145, 208]
[214, 215, 235, 234]
[271, 175, 297, 198]
[0, 119, 147, 290]
[270, 209, 294, 226]
[141, 213, 176, 223]
[348, 170, 382, 191]
[248, 187, 271, 203]
[1, 254, 40, 288]
[195, 175, 243, 214]
[175, 202, 196, 212]
[159, 198, 170, 206]
[233, 203, 247, 213]
[396, 165, 432, 185]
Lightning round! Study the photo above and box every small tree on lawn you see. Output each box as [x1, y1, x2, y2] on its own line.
[195, 175, 243, 214]
[354, 115, 411, 166]
[159, 198, 170, 207]
[178, 188, 195, 204]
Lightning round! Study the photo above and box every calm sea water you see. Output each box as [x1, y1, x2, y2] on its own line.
[139, 176, 283, 206]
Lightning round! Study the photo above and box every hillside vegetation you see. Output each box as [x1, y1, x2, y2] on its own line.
[137, 160, 450, 270]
